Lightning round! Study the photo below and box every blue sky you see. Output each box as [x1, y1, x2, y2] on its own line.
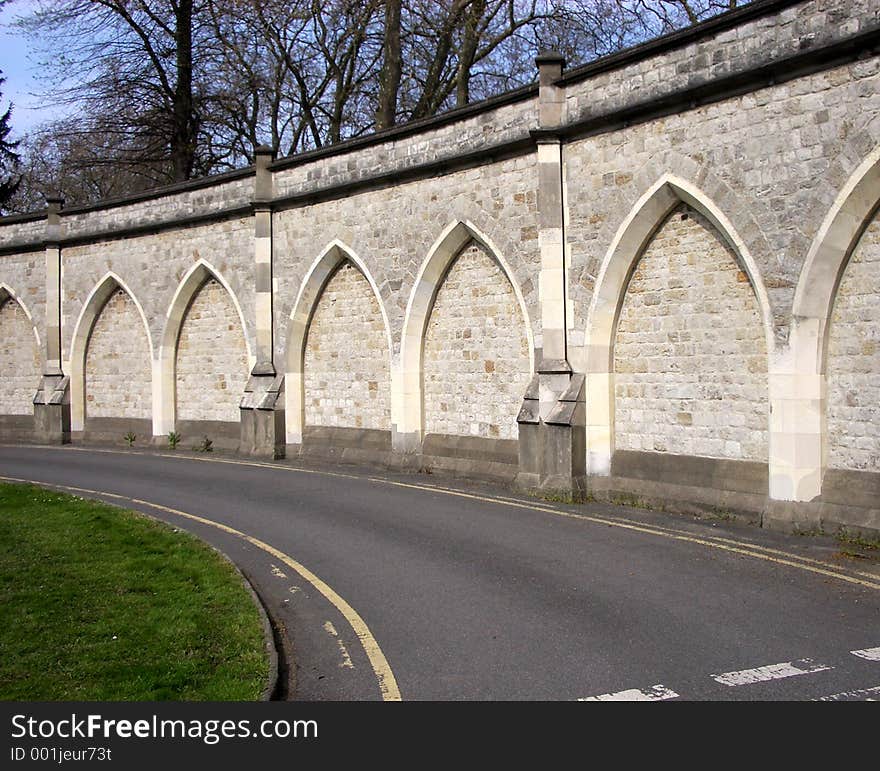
[1, 0, 58, 136]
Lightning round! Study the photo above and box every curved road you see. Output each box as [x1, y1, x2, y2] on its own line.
[1, 445, 878, 701]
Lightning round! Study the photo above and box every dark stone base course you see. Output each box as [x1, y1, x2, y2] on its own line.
[765, 468, 880, 535]
[3, 411, 879, 536]
[595, 450, 771, 525]
[0, 414, 37, 442]
[418, 433, 519, 483]
[74, 418, 240, 452]
[290, 426, 394, 467]
[288, 427, 520, 482]
[175, 420, 241, 451]
[79, 417, 153, 447]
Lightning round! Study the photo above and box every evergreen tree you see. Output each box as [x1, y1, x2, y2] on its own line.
[0, 72, 21, 212]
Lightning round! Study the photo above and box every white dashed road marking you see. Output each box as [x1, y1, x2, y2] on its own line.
[851, 647, 880, 662]
[579, 685, 679, 701]
[323, 621, 355, 669]
[814, 685, 880, 701]
[711, 659, 831, 687]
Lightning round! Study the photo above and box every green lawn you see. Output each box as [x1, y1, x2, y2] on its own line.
[0, 483, 268, 700]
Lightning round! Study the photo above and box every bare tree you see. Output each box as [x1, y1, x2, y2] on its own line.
[17, 0, 207, 184]
[376, 0, 403, 130]
[9, 0, 750, 209]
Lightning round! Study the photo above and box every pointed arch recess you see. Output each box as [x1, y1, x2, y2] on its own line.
[284, 240, 392, 444]
[156, 260, 252, 434]
[793, 146, 880, 372]
[583, 175, 773, 475]
[68, 272, 153, 432]
[398, 220, 535, 447]
[0, 284, 42, 415]
[0, 283, 41, 351]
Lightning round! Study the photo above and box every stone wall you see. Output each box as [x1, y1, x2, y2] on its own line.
[176, 279, 249, 424]
[565, 46, 880, 357]
[60, 220, 254, 369]
[423, 242, 531, 440]
[613, 205, 768, 460]
[827, 211, 880, 471]
[271, 97, 536, 199]
[84, 289, 151, 420]
[0, 0, 877, 532]
[273, 155, 540, 366]
[0, 297, 39, 414]
[303, 262, 391, 430]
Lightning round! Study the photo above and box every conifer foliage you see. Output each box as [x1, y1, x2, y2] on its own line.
[0, 72, 21, 213]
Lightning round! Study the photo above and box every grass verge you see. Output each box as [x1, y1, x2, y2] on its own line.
[0, 483, 268, 700]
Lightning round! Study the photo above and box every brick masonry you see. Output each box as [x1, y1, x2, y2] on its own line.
[0, 297, 39, 414]
[827, 210, 880, 471]
[304, 262, 391, 430]
[85, 289, 151, 419]
[176, 279, 249, 424]
[614, 205, 768, 460]
[423, 242, 531, 440]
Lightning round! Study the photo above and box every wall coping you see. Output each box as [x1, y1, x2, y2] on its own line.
[0, 0, 869, 236]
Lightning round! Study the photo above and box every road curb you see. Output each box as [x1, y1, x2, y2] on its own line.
[222, 554, 282, 702]
[1, 477, 284, 702]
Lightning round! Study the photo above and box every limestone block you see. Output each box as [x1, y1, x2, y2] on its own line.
[424, 242, 531, 440]
[303, 262, 390, 430]
[827, 211, 880, 471]
[613, 205, 768, 461]
[0, 297, 40, 415]
[176, 279, 249, 423]
[84, 289, 151, 420]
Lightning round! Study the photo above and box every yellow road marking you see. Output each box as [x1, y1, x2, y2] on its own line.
[5, 445, 879, 591]
[0, 475, 402, 702]
[369, 478, 880, 591]
[376, 479, 880, 583]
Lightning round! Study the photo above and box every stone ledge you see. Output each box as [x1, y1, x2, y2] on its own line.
[590, 474, 767, 524]
[80, 417, 153, 446]
[175, 420, 241, 451]
[422, 433, 519, 465]
[611, 450, 768, 495]
[0, 414, 36, 442]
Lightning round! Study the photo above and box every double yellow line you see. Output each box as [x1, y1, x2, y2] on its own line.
[3, 445, 878, 703]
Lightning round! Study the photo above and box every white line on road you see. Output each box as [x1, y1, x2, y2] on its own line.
[851, 647, 880, 661]
[712, 659, 831, 687]
[579, 685, 679, 701]
[814, 685, 880, 701]
[323, 621, 355, 669]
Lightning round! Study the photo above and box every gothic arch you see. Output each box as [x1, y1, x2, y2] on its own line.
[157, 260, 252, 433]
[68, 272, 153, 432]
[792, 146, 880, 372]
[0, 283, 41, 351]
[0, 284, 42, 416]
[398, 220, 535, 449]
[284, 240, 392, 444]
[583, 174, 773, 475]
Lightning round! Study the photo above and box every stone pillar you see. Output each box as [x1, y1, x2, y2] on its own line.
[33, 196, 70, 443]
[768, 323, 825, 503]
[240, 146, 285, 458]
[516, 53, 586, 499]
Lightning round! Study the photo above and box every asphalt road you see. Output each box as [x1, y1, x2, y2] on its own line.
[1, 445, 878, 702]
